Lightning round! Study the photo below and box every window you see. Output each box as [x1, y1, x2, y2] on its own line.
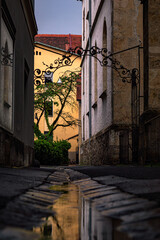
[44, 131, 53, 141]
[94, 41, 98, 102]
[102, 19, 107, 92]
[1, 17, 14, 130]
[83, 67, 85, 95]
[83, 115, 85, 141]
[45, 72, 53, 84]
[83, 8, 85, 41]
[44, 131, 49, 135]
[24, 59, 30, 124]
[35, 113, 38, 120]
[45, 101, 53, 116]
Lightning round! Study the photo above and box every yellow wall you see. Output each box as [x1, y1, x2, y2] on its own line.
[34, 43, 81, 163]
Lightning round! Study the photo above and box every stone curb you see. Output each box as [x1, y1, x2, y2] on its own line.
[65, 169, 160, 240]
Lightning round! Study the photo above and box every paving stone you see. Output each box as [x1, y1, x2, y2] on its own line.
[30, 187, 61, 196]
[79, 180, 99, 187]
[65, 168, 89, 181]
[93, 175, 134, 186]
[93, 197, 149, 212]
[84, 187, 119, 196]
[118, 220, 160, 240]
[72, 178, 91, 184]
[83, 188, 123, 200]
[101, 201, 158, 218]
[81, 184, 104, 191]
[22, 193, 54, 205]
[115, 179, 160, 195]
[27, 189, 58, 201]
[19, 195, 53, 207]
[88, 191, 134, 203]
[121, 208, 160, 223]
[0, 227, 39, 240]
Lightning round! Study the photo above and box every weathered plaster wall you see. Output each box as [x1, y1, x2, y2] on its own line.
[91, 0, 112, 136]
[113, 0, 143, 124]
[81, 0, 112, 143]
[139, 0, 160, 165]
[80, 0, 145, 165]
[0, 0, 36, 166]
[148, 0, 160, 110]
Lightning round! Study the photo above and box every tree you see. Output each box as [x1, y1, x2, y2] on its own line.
[34, 71, 80, 141]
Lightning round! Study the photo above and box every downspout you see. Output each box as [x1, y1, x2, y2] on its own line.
[89, 0, 92, 141]
[69, 33, 72, 48]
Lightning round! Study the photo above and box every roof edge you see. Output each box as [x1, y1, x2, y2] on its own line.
[34, 41, 80, 56]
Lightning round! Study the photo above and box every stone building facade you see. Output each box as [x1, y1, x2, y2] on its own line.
[80, 0, 160, 165]
[0, 0, 37, 166]
[139, 0, 160, 164]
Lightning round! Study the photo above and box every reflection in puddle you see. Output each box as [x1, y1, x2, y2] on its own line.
[34, 184, 129, 240]
[34, 184, 80, 240]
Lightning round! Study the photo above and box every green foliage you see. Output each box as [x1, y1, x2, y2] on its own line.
[34, 71, 80, 140]
[34, 139, 71, 165]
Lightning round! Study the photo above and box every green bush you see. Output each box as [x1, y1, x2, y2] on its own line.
[34, 139, 71, 165]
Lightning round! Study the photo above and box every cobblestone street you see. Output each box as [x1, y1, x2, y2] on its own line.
[0, 166, 160, 239]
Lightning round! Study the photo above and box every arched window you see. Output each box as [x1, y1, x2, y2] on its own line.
[3, 41, 10, 105]
[83, 8, 85, 41]
[1, 18, 14, 130]
[102, 19, 107, 92]
[94, 41, 98, 102]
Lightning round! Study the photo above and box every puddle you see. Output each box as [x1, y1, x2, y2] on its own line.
[33, 184, 130, 240]
[33, 184, 80, 240]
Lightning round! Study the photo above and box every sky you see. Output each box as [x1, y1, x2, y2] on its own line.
[35, 0, 82, 35]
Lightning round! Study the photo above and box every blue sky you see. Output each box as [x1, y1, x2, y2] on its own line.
[35, 0, 82, 35]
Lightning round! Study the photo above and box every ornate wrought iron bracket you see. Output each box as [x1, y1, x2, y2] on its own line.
[1, 42, 13, 67]
[68, 46, 140, 84]
[34, 45, 140, 85]
[34, 53, 80, 85]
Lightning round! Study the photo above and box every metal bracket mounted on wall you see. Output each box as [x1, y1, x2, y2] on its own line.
[68, 45, 140, 84]
[34, 44, 141, 86]
[1, 42, 13, 67]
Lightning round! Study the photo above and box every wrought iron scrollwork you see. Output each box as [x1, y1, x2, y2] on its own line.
[34, 69, 45, 86]
[1, 42, 13, 67]
[68, 46, 139, 84]
[69, 46, 139, 83]
[34, 53, 80, 85]
[34, 45, 140, 85]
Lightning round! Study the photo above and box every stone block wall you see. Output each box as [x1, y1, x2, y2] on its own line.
[148, 0, 160, 110]
[0, 127, 34, 167]
[139, 111, 160, 165]
[80, 125, 131, 165]
[113, 0, 143, 125]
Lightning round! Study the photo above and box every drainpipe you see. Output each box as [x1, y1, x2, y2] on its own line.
[69, 33, 72, 48]
[89, 0, 92, 141]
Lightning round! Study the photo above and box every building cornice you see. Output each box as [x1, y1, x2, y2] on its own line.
[20, 0, 37, 42]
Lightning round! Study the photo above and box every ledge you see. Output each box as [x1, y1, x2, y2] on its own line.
[4, 101, 11, 108]
[92, 101, 97, 109]
[99, 90, 107, 99]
